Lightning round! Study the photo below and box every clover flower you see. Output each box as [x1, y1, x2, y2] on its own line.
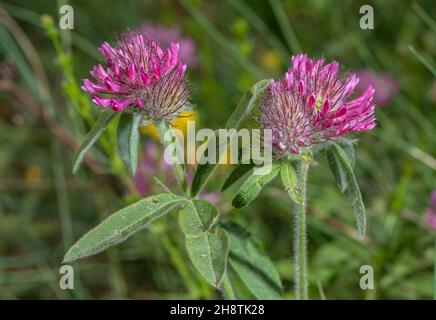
[81, 31, 190, 122]
[260, 54, 376, 156]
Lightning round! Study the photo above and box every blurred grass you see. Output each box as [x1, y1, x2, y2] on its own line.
[0, 0, 435, 299]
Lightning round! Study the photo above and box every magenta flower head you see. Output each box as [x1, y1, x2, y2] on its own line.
[259, 54, 376, 156]
[81, 31, 190, 122]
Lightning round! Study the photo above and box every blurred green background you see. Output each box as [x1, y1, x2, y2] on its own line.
[0, 0, 435, 299]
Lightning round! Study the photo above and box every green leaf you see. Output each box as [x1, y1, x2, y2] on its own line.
[72, 109, 116, 174]
[331, 143, 366, 238]
[63, 193, 186, 263]
[191, 80, 269, 197]
[280, 162, 301, 203]
[232, 163, 280, 208]
[179, 200, 229, 287]
[190, 161, 215, 197]
[222, 163, 255, 191]
[225, 79, 269, 130]
[326, 149, 347, 193]
[327, 141, 355, 193]
[339, 140, 355, 168]
[179, 199, 219, 235]
[225, 223, 282, 299]
[117, 112, 143, 176]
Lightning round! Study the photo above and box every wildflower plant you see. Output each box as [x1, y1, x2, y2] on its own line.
[251, 54, 376, 299]
[64, 27, 377, 300]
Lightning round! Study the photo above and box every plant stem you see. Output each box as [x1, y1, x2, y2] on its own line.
[156, 121, 188, 195]
[293, 160, 309, 300]
[159, 228, 204, 298]
[220, 274, 236, 300]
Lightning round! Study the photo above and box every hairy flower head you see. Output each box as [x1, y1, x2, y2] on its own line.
[81, 31, 190, 122]
[260, 54, 376, 156]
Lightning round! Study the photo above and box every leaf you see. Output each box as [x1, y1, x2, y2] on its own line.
[326, 149, 347, 193]
[63, 193, 186, 263]
[191, 80, 269, 197]
[339, 140, 355, 168]
[311, 141, 331, 157]
[190, 161, 216, 197]
[232, 163, 280, 208]
[117, 112, 142, 176]
[184, 230, 229, 288]
[225, 79, 269, 130]
[331, 143, 366, 238]
[222, 163, 255, 191]
[179, 200, 229, 287]
[179, 199, 219, 235]
[280, 162, 301, 203]
[224, 223, 282, 299]
[72, 109, 116, 174]
[327, 141, 355, 193]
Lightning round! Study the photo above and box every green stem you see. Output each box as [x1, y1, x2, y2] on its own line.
[156, 121, 188, 195]
[220, 274, 236, 300]
[107, 248, 128, 299]
[293, 160, 309, 300]
[159, 229, 203, 298]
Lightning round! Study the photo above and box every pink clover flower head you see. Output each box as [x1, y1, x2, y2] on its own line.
[259, 54, 376, 157]
[81, 31, 190, 122]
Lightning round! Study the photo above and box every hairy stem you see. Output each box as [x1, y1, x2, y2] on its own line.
[293, 160, 309, 300]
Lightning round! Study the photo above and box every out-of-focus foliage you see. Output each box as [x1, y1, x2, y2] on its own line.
[0, 0, 435, 299]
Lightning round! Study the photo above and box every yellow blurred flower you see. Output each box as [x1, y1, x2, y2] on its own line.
[171, 110, 199, 136]
[140, 121, 159, 140]
[140, 110, 199, 140]
[260, 49, 282, 72]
